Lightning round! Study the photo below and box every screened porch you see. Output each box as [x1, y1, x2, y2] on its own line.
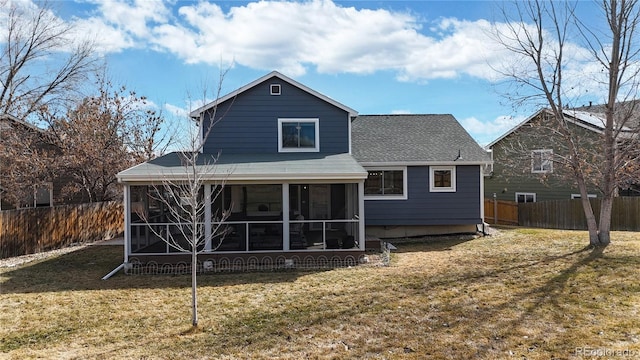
[126, 182, 364, 255]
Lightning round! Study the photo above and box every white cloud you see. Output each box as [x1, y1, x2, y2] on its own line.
[24, 0, 604, 87]
[67, 0, 510, 80]
[460, 115, 523, 146]
[391, 109, 413, 114]
[64, 0, 171, 53]
[164, 103, 188, 118]
[71, 16, 135, 53]
[92, 0, 170, 38]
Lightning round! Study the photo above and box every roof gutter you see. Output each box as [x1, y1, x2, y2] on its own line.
[358, 160, 493, 167]
[118, 172, 368, 183]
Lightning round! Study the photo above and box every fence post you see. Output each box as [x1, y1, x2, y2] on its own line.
[493, 193, 498, 225]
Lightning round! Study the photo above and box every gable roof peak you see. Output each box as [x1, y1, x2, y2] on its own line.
[486, 104, 639, 149]
[189, 71, 358, 118]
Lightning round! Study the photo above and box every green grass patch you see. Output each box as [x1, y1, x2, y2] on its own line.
[1, 228, 639, 359]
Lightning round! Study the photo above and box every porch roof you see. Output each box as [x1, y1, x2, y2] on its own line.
[117, 152, 368, 182]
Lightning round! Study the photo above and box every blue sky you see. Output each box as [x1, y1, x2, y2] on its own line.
[8, 0, 607, 146]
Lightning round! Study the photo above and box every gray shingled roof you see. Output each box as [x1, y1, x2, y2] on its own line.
[118, 152, 367, 182]
[351, 114, 491, 164]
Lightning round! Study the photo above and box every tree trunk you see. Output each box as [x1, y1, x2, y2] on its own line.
[597, 195, 613, 246]
[191, 248, 198, 327]
[576, 175, 599, 245]
[191, 184, 199, 328]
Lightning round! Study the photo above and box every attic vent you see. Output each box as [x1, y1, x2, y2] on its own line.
[270, 84, 281, 95]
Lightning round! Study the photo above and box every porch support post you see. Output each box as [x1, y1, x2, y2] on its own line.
[282, 183, 290, 251]
[358, 180, 365, 250]
[204, 184, 212, 251]
[123, 184, 131, 264]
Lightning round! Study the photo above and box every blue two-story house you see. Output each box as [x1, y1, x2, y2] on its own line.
[117, 71, 491, 271]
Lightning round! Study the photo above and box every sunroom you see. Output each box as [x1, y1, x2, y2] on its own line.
[117, 152, 368, 269]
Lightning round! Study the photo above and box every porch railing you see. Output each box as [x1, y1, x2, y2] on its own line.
[129, 219, 360, 254]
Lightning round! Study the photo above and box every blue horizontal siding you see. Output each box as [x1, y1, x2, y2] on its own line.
[202, 79, 349, 155]
[364, 165, 482, 226]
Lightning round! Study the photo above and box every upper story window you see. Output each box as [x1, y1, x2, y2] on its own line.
[430, 166, 456, 192]
[278, 118, 319, 152]
[364, 168, 407, 200]
[532, 149, 553, 173]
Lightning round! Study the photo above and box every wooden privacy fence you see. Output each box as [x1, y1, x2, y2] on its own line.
[519, 198, 640, 231]
[0, 202, 124, 259]
[484, 199, 519, 225]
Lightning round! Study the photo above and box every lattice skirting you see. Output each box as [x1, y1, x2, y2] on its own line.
[125, 253, 387, 275]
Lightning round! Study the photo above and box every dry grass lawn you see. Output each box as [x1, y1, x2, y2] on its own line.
[1, 227, 639, 359]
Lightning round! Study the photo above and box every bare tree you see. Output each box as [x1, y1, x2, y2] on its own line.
[492, 0, 640, 246]
[43, 75, 171, 203]
[0, 0, 98, 119]
[136, 69, 233, 328]
[138, 152, 231, 327]
[1, 72, 173, 208]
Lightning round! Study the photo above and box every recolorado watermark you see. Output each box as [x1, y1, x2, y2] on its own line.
[575, 347, 638, 357]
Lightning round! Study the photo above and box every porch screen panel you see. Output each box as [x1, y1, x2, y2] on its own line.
[129, 185, 169, 253]
[246, 185, 282, 216]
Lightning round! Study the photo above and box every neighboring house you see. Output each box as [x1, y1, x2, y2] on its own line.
[117, 72, 491, 268]
[485, 106, 640, 203]
[0, 114, 54, 210]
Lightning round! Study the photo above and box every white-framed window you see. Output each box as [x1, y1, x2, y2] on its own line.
[270, 84, 281, 95]
[364, 167, 407, 200]
[532, 149, 553, 173]
[278, 118, 319, 152]
[515, 192, 536, 203]
[571, 193, 597, 199]
[430, 166, 456, 192]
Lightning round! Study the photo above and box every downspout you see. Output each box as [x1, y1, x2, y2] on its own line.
[102, 263, 124, 280]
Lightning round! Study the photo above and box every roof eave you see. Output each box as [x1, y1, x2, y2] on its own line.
[118, 172, 368, 183]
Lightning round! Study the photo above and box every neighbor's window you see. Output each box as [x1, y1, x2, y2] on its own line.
[364, 168, 407, 199]
[430, 166, 456, 192]
[532, 149, 553, 173]
[278, 118, 319, 152]
[570, 193, 597, 199]
[515, 192, 536, 203]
